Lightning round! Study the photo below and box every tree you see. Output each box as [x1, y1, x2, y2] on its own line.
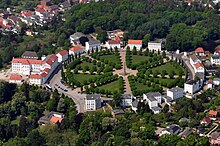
[143, 34, 151, 47]
[17, 116, 27, 138]
[158, 134, 181, 146]
[26, 130, 45, 146]
[162, 104, 169, 113]
[3, 137, 27, 146]
[97, 30, 107, 43]
[113, 92, 122, 107]
[169, 71, 175, 79]
[57, 98, 67, 112]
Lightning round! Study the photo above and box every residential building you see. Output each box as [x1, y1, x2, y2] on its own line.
[106, 40, 121, 49]
[180, 128, 192, 139]
[143, 92, 162, 114]
[160, 124, 181, 136]
[189, 54, 201, 66]
[184, 80, 200, 94]
[214, 78, 220, 86]
[69, 45, 84, 56]
[214, 48, 220, 55]
[9, 74, 22, 84]
[38, 111, 64, 125]
[85, 94, 102, 111]
[210, 132, 220, 145]
[21, 51, 38, 59]
[29, 74, 42, 85]
[209, 110, 218, 118]
[195, 47, 205, 56]
[69, 32, 86, 45]
[207, 80, 214, 89]
[127, 39, 142, 50]
[56, 50, 68, 62]
[111, 109, 125, 118]
[211, 55, 220, 65]
[200, 117, 211, 126]
[85, 38, 101, 52]
[194, 62, 205, 73]
[167, 87, 184, 100]
[131, 99, 139, 112]
[148, 42, 162, 52]
[120, 94, 134, 107]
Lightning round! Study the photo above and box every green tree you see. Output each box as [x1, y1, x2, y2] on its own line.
[26, 130, 45, 146]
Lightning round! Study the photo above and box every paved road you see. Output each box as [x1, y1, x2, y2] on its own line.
[49, 69, 86, 113]
[181, 56, 195, 80]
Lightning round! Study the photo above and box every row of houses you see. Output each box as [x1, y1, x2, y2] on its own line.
[10, 50, 68, 85]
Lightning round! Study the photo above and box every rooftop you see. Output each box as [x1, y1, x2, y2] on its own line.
[121, 94, 133, 99]
[209, 110, 218, 116]
[185, 80, 198, 85]
[168, 87, 184, 93]
[21, 51, 38, 59]
[128, 39, 142, 45]
[212, 55, 220, 60]
[108, 39, 120, 44]
[164, 124, 180, 134]
[112, 109, 125, 115]
[57, 50, 68, 56]
[195, 47, 204, 53]
[195, 62, 204, 69]
[145, 92, 161, 101]
[70, 45, 83, 52]
[86, 94, 101, 100]
[132, 100, 139, 108]
[10, 74, 22, 80]
[151, 106, 161, 112]
[189, 54, 199, 62]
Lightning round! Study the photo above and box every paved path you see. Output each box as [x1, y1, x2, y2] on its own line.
[182, 55, 194, 80]
[206, 123, 219, 137]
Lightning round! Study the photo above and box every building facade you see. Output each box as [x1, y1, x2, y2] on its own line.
[148, 42, 162, 52]
[85, 94, 102, 111]
[167, 87, 184, 100]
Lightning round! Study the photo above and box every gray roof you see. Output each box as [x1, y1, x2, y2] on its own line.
[151, 106, 161, 112]
[168, 87, 184, 93]
[86, 94, 101, 100]
[145, 92, 161, 101]
[88, 38, 100, 45]
[38, 111, 64, 124]
[189, 54, 199, 62]
[21, 51, 38, 59]
[164, 124, 180, 134]
[185, 80, 198, 85]
[122, 94, 132, 99]
[181, 129, 192, 137]
[211, 131, 220, 139]
[132, 100, 139, 108]
[195, 72, 205, 80]
[212, 55, 220, 60]
[112, 109, 125, 115]
[214, 78, 220, 81]
[70, 32, 86, 40]
[163, 96, 173, 102]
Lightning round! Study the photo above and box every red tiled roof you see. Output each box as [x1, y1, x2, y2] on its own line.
[209, 110, 218, 116]
[215, 48, 220, 53]
[70, 46, 83, 52]
[43, 68, 50, 73]
[195, 47, 204, 53]
[10, 74, 22, 80]
[195, 62, 204, 69]
[50, 116, 63, 123]
[12, 58, 30, 65]
[57, 50, 68, 56]
[30, 74, 41, 79]
[128, 39, 142, 45]
[208, 80, 214, 84]
[108, 40, 120, 44]
[21, 10, 33, 17]
[41, 72, 47, 77]
[115, 35, 122, 42]
[35, 8, 46, 13]
[46, 54, 58, 66]
[28, 59, 43, 65]
[201, 117, 211, 123]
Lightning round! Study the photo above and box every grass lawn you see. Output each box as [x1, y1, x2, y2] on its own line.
[97, 79, 121, 93]
[11, 116, 20, 125]
[99, 55, 121, 64]
[132, 55, 150, 65]
[135, 82, 153, 91]
[73, 73, 101, 84]
[151, 62, 184, 75]
[77, 61, 96, 70]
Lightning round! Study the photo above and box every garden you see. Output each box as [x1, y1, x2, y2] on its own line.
[126, 48, 187, 96]
[62, 48, 124, 95]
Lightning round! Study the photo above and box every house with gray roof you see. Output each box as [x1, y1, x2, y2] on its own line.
[143, 92, 162, 114]
[21, 51, 38, 59]
[160, 124, 181, 136]
[85, 94, 102, 111]
[85, 38, 101, 52]
[120, 94, 135, 107]
[167, 87, 184, 100]
[131, 99, 139, 112]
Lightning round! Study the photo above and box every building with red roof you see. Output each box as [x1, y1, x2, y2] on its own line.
[209, 110, 218, 118]
[207, 80, 214, 89]
[214, 48, 220, 55]
[195, 47, 205, 56]
[200, 117, 211, 126]
[193, 62, 204, 73]
[106, 40, 121, 49]
[69, 45, 84, 56]
[38, 111, 64, 125]
[56, 50, 68, 62]
[9, 74, 22, 84]
[127, 39, 142, 50]
[50, 116, 63, 123]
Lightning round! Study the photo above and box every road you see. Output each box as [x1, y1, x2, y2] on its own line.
[182, 56, 195, 80]
[49, 69, 86, 113]
[206, 123, 219, 137]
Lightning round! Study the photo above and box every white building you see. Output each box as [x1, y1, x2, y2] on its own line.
[194, 62, 205, 73]
[56, 50, 68, 63]
[143, 92, 162, 114]
[184, 80, 200, 94]
[207, 80, 214, 89]
[69, 32, 85, 45]
[29, 74, 42, 85]
[214, 78, 220, 86]
[85, 38, 101, 52]
[211, 55, 220, 65]
[120, 94, 134, 107]
[131, 100, 139, 112]
[9, 74, 22, 84]
[189, 54, 201, 67]
[106, 40, 121, 49]
[148, 42, 162, 52]
[167, 87, 184, 100]
[127, 39, 142, 50]
[85, 94, 102, 111]
[69, 45, 84, 56]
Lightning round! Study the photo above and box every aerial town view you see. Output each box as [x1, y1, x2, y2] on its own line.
[0, 0, 220, 145]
